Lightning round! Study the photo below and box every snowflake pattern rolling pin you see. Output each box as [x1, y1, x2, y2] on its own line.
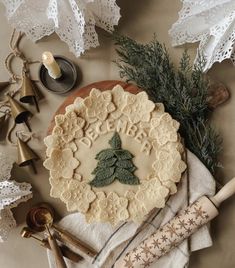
[43, 85, 187, 225]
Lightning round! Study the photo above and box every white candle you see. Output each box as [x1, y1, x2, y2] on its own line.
[42, 51, 62, 79]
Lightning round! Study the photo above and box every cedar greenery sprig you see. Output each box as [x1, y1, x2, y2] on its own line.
[113, 34, 222, 175]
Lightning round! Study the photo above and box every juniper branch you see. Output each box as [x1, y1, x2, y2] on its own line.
[113, 34, 222, 175]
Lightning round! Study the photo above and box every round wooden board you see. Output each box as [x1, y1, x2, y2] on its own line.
[48, 80, 141, 134]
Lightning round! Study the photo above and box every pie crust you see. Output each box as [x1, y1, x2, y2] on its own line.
[43, 85, 186, 225]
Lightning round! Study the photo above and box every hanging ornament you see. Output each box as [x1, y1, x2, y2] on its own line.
[0, 0, 121, 57]
[0, 30, 42, 174]
[17, 137, 38, 174]
[0, 81, 10, 92]
[19, 72, 40, 112]
[8, 95, 32, 131]
[169, 0, 235, 72]
[0, 114, 6, 130]
[0, 29, 41, 144]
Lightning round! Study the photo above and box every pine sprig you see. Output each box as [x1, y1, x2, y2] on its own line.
[113, 34, 222, 175]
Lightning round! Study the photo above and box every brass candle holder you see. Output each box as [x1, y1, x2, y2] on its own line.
[39, 56, 78, 94]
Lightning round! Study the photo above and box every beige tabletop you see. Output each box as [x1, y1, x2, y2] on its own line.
[0, 1, 235, 268]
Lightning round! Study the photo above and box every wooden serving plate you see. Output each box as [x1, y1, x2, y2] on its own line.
[48, 80, 141, 134]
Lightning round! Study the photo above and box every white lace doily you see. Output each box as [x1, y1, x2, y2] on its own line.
[0, 153, 14, 182]
[169, 0, 235, 72]
[0, 209, 16, 242]
[0, 153, 32, 242]
[0, 0, 121, 56]
[0, 180, 32, 211]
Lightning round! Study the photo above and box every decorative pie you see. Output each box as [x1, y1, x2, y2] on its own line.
[43, 85, 186, 225]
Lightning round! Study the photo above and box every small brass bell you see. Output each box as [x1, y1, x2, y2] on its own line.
[17, 138, 38, 174]
[0, 114, 6, 125]
[20, 73, 40, 112]
[8, 95, 32, 131]
[0, 114, 6, 133]
[0, 81, 10, 92]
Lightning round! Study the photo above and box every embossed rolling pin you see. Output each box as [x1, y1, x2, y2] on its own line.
[115, 177, 235, 268]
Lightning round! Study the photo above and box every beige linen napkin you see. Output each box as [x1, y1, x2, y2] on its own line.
[47, 150, 215, 268]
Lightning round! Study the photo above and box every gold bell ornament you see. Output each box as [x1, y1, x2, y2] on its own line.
[0, 81, 10, 92]
[0, 113, 6, 134]
[8, 95, 32, 131]
[0, 109, 11, 138]
[0, 113, 6, 125]
[20, 72, 40, 112]
[17, 137, 38, 174]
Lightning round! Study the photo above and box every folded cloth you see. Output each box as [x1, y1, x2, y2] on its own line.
[47, 150, 215, 268]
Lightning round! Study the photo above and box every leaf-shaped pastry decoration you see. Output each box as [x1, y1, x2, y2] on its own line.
[109, 132, 121, 149]
[89, 132, 139, 187]
[95, 149, 115, 160]
[98, 158, 117, 168]
[127, 166, 137, 172]
[89, 175, 116, 187]
[116, 160, 134, 169]
[114, 150, 133, 160]
[95, 167, 115, 180]
[91, 166, 103, 175]
[115, 167, 140, 185]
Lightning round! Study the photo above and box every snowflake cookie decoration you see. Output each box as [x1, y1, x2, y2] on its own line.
[44, 148, 79, 179]
[98, 192, 129, 226]
[54, 111, 85, 142]
[0, 0, 121, 57]
[43, 85, 186, 225]
[0, 153, 32, 242]
[83, 89, 115, 121]
[169, 0, 235, 71]
[122, 92, 155, 124]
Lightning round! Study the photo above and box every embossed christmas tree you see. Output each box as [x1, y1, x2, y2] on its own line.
[89, 132, 140, 187]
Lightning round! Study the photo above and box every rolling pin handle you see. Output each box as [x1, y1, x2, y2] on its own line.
[211, 177, 235, 207]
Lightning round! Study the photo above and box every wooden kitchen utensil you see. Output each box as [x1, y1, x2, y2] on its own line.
[26, 203, 97, 258]
[52, 224, 97, 258]
[45, 225, 67, 268]
[26, 206, 67, 268]
[20, 227, 82, 263]
[115, 177, 235, 268]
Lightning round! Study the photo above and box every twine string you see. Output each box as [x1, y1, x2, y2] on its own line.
[1, 29, 36, 145]
[5, 29, 31, 83]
